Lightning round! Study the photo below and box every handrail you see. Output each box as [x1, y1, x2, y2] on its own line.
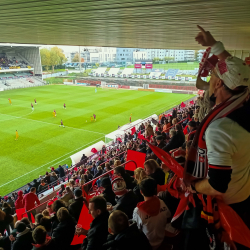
[23, 160, 137, 215]
[36, 150, 126, 196]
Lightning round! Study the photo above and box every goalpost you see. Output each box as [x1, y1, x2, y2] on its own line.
[101, 81, 106, 89]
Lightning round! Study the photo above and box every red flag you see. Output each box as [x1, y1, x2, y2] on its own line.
[131, 127, 136, 135]
[125, 150, 146, 171]
[138, 131, 141, 137]
[147, 142, 183, 178]
[183, 125, 188, 135]
[190, 100, 194, 105]
[91, 148, 98, 154]
[117, 137, 122, 143]
[92, 179, 97, 187]
[71, 204, 93, 245]
[82, 186, 89, 204]
[157, 184, 168, 193]
[217, 199, 250, 248]
[181, 102, 186, 108]
[16, 208, 26, 221]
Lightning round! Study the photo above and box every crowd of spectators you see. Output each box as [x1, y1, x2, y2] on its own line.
[0, 56, 29, 69]
[0, 100, 200, 250]
[1, 27, 250, 249]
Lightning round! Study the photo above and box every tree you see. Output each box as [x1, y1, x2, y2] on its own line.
[152, 57, 160, 63]
[40, 48, 51, 71]
[40, 46, 67, 72]
[164, 56, 174, 62]
[72, 53, 79, 62]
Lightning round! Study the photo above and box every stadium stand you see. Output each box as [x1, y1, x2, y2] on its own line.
[94, 67, 107, 76]
[165, 68, 179, 77]
[121, 68, 134, 76]
[1, 29, 250, 250]
[108, 67, 120, 76]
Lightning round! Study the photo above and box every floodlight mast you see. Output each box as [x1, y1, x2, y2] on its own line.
[79, 46, 81, 72]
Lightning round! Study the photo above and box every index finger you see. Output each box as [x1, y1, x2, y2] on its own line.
[197, 25, 206, 34]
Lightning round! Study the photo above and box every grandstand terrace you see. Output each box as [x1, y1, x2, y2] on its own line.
[0, 1, 250, 250]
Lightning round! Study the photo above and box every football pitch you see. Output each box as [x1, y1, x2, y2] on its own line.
[0, 85, 194, 195]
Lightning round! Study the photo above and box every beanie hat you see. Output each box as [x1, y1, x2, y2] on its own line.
[16, 222, 26, 233]
[51, 167, 55, 171]
[111, 175, 126, 196]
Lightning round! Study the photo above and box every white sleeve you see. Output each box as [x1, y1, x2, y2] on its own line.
[132, 207, 142, 229]
[205, 118, 236, 167]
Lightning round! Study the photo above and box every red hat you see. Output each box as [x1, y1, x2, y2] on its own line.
[51, 167, 55, 171]
[111, 175, 127, 196]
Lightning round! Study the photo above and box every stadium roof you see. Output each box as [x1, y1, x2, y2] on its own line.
[1, 0, 250, 50]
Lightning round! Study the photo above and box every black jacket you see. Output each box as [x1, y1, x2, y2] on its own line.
[32, 181, 40, 193]
[162, 135, 181, 153]
[113, 191, 138, 219]
[57, 167, 65, 178]
[176, 130, 185, 147]
[12, 228, 34, 250]
[52, 216, 76, 250]
[51, 214, 60, 233]
[133, 185, 144, 203]
[69, 196, 85, 222]
[32, 238, 59, 250]
[150, 168, 165, 185]
[122, 173, 135, 190]
[82, 211, 109, 250]
[157, 140, 166, 149]
[103, 222, 152, 250]
[102, 187, 116, 206]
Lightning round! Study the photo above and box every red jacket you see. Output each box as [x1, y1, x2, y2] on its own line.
[15, 190, 24, 209]
[23, 192, 40, 211]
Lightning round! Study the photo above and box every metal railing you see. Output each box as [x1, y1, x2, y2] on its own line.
[23, 159, 137, 216]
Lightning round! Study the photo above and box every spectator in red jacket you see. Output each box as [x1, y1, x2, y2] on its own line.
[23, 187, 40, 222]
[15, 190, 24, 209]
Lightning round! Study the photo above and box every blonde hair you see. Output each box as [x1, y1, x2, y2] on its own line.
[80, 174, 85, 185]
[114, 160, 121, 167]
[172, 118, 177, 125]
[134, 168, 147, 184]
[97, 166, 102, 171]
[0, 210, 6, 221]
[69, 179, 75, 186]
[144, 159, 159, 173]
[42, 209, 50, 217]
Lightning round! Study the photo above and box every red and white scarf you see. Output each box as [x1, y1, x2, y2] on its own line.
[184, 90, 249, 183]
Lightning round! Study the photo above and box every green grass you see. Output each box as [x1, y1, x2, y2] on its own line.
[0, 85, 194, 195]
[126, 62, 199, 70]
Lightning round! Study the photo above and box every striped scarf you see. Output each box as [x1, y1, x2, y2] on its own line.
[184, 90, 249, 184]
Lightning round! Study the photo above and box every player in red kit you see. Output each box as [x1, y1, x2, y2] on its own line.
[59, 119, 65, 128]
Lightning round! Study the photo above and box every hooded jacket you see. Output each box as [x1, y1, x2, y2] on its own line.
[15, 190, 24, 209]
[132, 196, 171, 249]
[103, 222, 152, 250]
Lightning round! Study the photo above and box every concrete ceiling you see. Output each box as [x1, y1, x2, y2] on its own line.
[1, 0, 250, 50]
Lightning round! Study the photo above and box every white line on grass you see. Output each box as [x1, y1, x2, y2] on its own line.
[0, 136, 105, 188]
[0, 113, 106, 135]
[0, 94, 193, 189]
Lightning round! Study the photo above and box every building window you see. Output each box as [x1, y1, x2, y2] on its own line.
[123, 50, 125, 52]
